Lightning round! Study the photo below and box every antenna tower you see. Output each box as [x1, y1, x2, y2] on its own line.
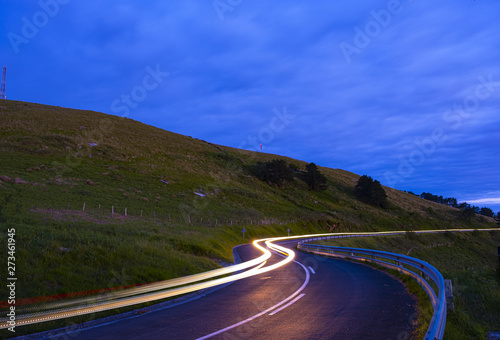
[0, 67, 6, 100]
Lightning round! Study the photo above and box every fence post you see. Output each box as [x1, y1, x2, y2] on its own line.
[112, 206, 114, 215]
[125, 208, 127, 217]
[82, 202, 85, 212]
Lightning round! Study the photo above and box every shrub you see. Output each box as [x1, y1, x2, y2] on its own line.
[461, 207, 476, 224]
[354, 175, 388, 208]
[251, 159, 294, 189]
[304, 163, 327, 191]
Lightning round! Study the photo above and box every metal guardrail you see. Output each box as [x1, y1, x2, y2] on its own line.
[298, 241, 446, 340]
[5, 230, 494, 332]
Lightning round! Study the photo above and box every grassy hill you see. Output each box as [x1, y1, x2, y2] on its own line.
[0, 100, 497, 335]
[1, 100, 494, 231]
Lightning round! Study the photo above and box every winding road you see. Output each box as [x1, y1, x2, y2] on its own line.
[62, 239, 416, 340]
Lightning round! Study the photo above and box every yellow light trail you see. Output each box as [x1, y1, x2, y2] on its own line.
[1, 228, 497, 329]
[0, 238, 283, 328]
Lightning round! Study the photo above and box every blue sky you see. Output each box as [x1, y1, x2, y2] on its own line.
[2, 0, 500, 213]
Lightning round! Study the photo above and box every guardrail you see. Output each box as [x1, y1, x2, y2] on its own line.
[298, 241, 446, 340]
[5, 229, 494, 332]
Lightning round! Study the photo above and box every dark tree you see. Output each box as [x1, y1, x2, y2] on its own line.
[419, 192, 458, 207]
[304, 162, 327, 191]
[461, 206, 476, 223]
[354, 175, 388, 208]
[444, 197, 458, 207]
[458, 202, 470, 210]
[479, 207, 494, 218]
[251, 159, 294, 188]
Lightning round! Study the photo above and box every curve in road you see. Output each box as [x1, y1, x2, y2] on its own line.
[53, 239, 416, 340]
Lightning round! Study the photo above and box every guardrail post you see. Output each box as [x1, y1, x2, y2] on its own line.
[445, 279, 454, 312]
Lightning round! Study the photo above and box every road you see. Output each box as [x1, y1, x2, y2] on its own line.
[61, 240, 416, 340]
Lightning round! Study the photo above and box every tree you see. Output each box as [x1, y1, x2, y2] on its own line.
[354, 175, 388, 208]
[479, 207, 494, 218]
[304, 163, 327, 191]
[461, 206, 476, 223]
[251, 159, 294, 189]
[419, 192, 458, 207]
[444, 197, 458, 207]
[458, 202, 470, 210]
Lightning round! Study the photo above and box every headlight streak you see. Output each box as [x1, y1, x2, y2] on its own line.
[196, 237, 312, 339]
[0, 239, 282, 329]
[1, 229, 497, 329]
[15, 239, 274, 315]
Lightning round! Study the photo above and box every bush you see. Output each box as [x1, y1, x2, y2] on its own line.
[304, 163, 327, 191]
[461, 207, 476, 224]
[354, 175, 388, 208]
[251, 159, 294, 189]
[479, 207, 494, 217]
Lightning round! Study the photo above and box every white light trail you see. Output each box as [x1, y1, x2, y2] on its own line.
[1, 229, 497, 329]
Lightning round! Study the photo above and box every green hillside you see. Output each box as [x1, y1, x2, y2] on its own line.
[1, 100, 494, 231]
[0, 100, 497, 335]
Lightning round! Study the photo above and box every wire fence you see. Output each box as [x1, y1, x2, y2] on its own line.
[35, 202, 299, 227]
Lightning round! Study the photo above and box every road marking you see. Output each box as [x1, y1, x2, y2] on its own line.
[196, 247, 310, 340]
[308, 266, 316, 274]
[268, 293, 305, 316]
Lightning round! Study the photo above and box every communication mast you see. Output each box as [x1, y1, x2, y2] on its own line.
[0, 67, 6, 100]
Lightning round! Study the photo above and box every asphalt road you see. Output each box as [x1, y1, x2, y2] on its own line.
[57, 240, 416, 340]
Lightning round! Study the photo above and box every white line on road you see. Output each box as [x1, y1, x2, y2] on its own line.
[308, 266, 316, 274]
[268, 293, 305, 316]
[196, 245, 310, 340]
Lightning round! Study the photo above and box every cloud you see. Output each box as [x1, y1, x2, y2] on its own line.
[465, 198, 500, 205]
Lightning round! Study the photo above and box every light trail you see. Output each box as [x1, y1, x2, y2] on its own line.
[15, 239, 273, 315]
[1, 228, 497, 329]
[197, 240, 311, 340]
[0, 238, 288, 329]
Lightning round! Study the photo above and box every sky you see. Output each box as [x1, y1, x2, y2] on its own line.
[1, 0, 500, 214]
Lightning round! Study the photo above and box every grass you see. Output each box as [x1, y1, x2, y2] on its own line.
[317, 231, 500, 339]
[0, 100, 498, 337]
